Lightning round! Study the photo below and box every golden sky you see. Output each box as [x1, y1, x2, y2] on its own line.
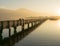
[0, 0, 60, 15]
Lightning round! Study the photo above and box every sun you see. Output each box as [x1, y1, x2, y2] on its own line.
[56, 9, 60, 15]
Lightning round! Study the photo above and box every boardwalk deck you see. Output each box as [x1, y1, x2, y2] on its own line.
[0, 17, 47, 46]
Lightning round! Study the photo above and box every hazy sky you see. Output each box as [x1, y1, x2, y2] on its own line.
[0, 0, 60, 15]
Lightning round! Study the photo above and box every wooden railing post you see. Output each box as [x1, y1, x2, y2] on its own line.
[28, 20, 30, 29]
[14, 26, 17, 34]
[0, 22, 3, 34]
[31, 22, 33, 27]
[7, 21, 11, 37]
[0, 21, 3, 41]
[22, 19, 24, 31]
[17, 20, 19, 26]
[13, 21, 17, 35]
[19, 19, 21, 25]
[35, 20, 37, 26]
[0, 21, 3, 46]
[34, 20, 36, 26]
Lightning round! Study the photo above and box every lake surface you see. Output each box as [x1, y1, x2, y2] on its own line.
[2, 20, 60, 46]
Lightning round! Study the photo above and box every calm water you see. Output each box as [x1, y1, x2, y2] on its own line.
[2, 20, 60, 46]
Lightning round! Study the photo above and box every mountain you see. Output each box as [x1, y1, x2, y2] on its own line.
[15, 8, 42, 17]
[0, 8, 48, 21]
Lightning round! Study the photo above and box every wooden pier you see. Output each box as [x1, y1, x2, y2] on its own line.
[0, 17, 47, 37]
[0, 17, 47, 46]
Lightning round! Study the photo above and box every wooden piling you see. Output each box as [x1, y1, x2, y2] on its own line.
[28, 21, 30, 29]
[22, 19, 24, 31]
[12, 21, 17, 35]
[19, 19, 21, 25]
[31, 22, 33, 27]
[7, 21, 11, 37]
[0, 21, 3, 37]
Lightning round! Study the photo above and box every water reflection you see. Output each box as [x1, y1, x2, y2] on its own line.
[14, 20, 60, 46]
[56, 20, 60, 27]
[0, 22, 40, 46]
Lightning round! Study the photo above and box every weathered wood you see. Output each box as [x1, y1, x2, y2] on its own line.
[9, 20, 14, 27]
[19, 19, 22, 25]
[7, 21, 11, 37]
[16, 20, 19, 26]
[31, 22, 33, 27]
[13, 21, 17, 35]
[0, 18, 46, 29]
[0, 21, 3, 38]
[0, 17, 47, 38]
[22, 19, 24, 31]
[0, 17, 48, 46]
[3, 21, 8, 28]
[28, 23, 30, 29]
[0, 21, 3, 30]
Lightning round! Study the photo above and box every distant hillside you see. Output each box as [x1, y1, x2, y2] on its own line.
[0, 8, 48, 21]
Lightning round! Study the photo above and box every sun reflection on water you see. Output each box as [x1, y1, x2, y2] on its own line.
[57, 20, 60, 27]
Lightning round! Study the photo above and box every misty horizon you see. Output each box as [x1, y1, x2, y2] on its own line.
[1, 0, 60, 21]
[0, 8, 51, 21]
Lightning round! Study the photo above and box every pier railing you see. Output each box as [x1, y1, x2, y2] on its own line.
[0, 17, 47, 37]
[0, 17, 48, 46]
